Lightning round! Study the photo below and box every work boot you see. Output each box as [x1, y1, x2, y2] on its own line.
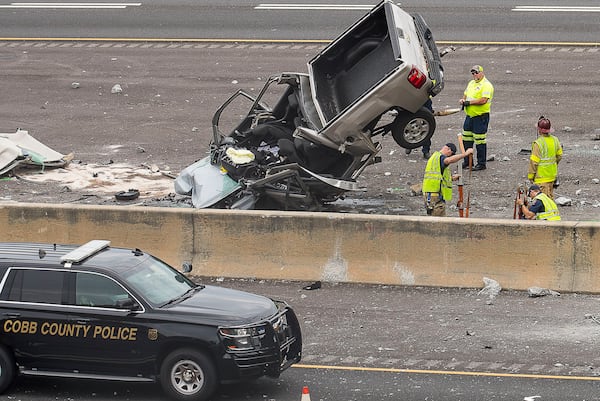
[472, 164, 486, 171]
[423, 151, 430, 159]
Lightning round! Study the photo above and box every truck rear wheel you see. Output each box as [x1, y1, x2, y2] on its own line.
[391, 107, 436, 149]
[0, 346, 16, 394]
[160, 349, 217, 401]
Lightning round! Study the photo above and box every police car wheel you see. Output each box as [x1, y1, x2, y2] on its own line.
[160, 349, 217, 401]
[0, 346, 16, 394]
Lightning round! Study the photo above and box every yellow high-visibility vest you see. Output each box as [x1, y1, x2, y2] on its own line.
[534, 192, 561, 221]
[530, 135, 562, 183]
[422, 151, 452, 201]
[464, 77, 494, 117]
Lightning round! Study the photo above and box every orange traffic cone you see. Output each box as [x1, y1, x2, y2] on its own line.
[301, 386, 311, 401]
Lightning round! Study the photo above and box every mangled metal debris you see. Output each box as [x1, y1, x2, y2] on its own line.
[0, 129, 72, 176]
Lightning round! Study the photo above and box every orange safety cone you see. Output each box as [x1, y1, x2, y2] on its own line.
[301, 386, 311, 401]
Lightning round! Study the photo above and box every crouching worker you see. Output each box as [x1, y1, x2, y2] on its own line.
[422, 143, 474, 217]
[516, 184, 561, 221]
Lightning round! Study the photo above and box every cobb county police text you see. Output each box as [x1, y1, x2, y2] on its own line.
[3, 319, 138, 341]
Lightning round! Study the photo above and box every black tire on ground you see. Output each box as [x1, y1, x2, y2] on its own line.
[0, 346, 16, 394]
[159, 349, 218, 401]
[391, 107, 436, 149]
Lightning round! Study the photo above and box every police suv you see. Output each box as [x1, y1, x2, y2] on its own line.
[0, 240, 302, 400]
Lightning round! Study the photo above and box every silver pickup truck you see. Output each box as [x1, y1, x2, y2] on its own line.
[175, 0, 445, 210]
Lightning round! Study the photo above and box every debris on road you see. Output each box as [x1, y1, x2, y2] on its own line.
[111, 84, 123, 94]
[555, 196, 572, 206]
[478, 277, 502, 303]
[0, 129, 72, 176]
[115, 188, 140, 201]
[13, 161, 174, 200]
[303, 281, 322, 291]
[527, 286, 561, 297]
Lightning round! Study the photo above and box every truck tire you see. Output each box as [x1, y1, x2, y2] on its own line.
[391, 107, 436, 149]
[0, 346, 16, 394]
[160, 349, 217, 401]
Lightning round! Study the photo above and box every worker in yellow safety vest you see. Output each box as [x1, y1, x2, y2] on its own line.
[516, 185, 561, 221]
[528, 116, 563, 199]
[422, 143, 473, 217]
[459, 65, 494, 171]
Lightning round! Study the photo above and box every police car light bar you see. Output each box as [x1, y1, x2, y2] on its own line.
[60, 240, 111, 267]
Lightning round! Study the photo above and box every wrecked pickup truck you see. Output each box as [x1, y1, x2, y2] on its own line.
[175, 0, 446, 211]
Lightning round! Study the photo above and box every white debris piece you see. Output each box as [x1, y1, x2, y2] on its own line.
[111, 84, 123, 94]
[555, 196, 572, 206]
[478, 277, 502, 302]
[592, 178, 600, 184]
[71, 82, 80, 89]
[528, 287, 560, 297]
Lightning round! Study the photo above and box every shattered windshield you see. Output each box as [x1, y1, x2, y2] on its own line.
[120, 256, 196, 306]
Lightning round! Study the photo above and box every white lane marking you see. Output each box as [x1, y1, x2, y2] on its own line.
[0, 2, 141, 8]
[513, 6, 600, 12]
[255, 3, 375, 10]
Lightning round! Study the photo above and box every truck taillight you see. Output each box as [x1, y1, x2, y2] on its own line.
[407, 66, 427, 89]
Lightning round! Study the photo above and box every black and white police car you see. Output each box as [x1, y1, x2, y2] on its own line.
[0, 240, 302, 400]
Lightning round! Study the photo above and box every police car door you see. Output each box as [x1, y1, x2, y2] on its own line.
[0, 268, 77, 370]
[64, 271, 156, 377]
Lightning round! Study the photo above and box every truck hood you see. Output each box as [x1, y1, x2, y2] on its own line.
[166, 284, 279, 325]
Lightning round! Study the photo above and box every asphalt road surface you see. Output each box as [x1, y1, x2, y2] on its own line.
[0, 0, 599, 43]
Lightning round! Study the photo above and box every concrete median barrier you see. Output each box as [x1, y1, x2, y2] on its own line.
[1, 203, 599, 292]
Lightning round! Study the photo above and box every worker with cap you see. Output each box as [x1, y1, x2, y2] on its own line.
[422, 143, 474, 217]
[528, 116, 563, 199]
[516, 184, 561, 221]
[459, 65, 494, 171]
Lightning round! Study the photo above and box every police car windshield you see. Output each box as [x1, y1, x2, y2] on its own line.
[120, 256, 196, 306]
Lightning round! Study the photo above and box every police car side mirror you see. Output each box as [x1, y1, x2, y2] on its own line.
[115, 297, 141, 311]
[182, 262, 193, 273]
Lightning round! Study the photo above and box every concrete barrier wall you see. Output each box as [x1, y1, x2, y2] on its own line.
[1, 203, 599, 292]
